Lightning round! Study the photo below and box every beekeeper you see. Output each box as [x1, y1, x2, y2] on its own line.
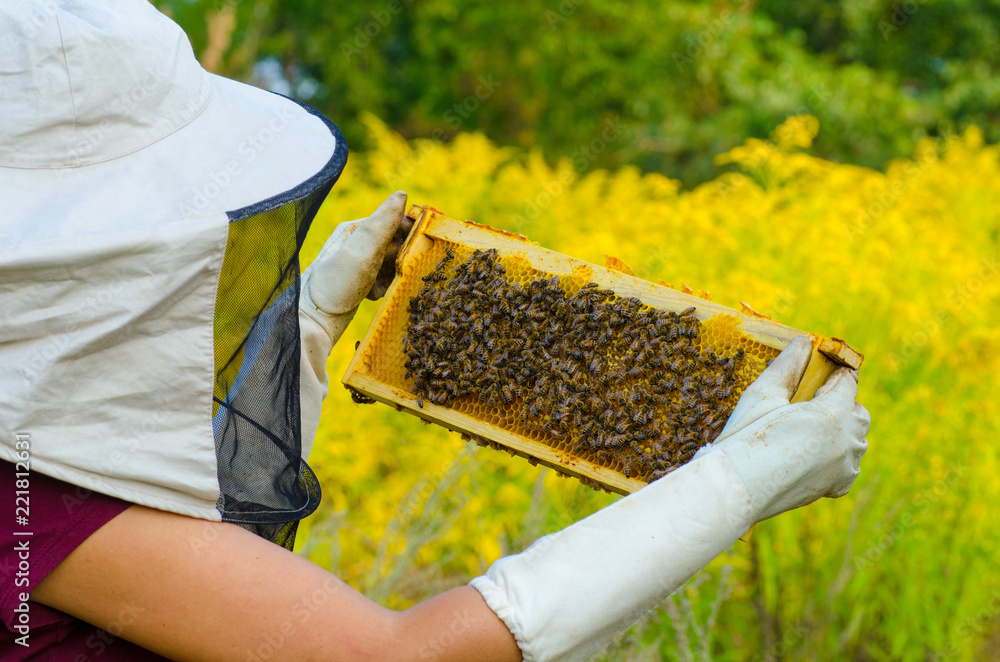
[0, 2, 869, 661]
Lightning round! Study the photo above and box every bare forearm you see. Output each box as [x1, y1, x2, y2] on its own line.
[32, 504, 520, 662]
[392, 586, 521, 662]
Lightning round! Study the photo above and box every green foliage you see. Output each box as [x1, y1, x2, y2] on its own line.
[159, 0, 1000, 186]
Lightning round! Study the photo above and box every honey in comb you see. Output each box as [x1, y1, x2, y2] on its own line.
[400, 248, 777, 482]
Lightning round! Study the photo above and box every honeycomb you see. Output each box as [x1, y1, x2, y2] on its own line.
[355, 234, 782, 485]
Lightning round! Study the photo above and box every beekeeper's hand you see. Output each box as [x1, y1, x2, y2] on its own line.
[300, 190, 409, 343]
[298, 191, 408, 454]
[694, 334, 870, 522]
[470, 335, 870, 662]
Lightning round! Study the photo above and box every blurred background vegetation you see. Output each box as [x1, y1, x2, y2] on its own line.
[159, 0, 1000, 186]
[159, 1, 1000, 660]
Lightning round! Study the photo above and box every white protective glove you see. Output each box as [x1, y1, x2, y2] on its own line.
[697, 334, 870, 522]
[470, 335, 870, 662]
[298, 191, 408, 456]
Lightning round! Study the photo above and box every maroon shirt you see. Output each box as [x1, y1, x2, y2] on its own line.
[1, 461, 170, 660]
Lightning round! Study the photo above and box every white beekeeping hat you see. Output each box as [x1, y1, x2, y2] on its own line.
[0, 0, 347, 548]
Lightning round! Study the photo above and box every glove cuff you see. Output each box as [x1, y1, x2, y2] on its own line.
[299, 281, 358, 347]
[470, 451, 753, 662]
[470, 575, 536, 661]
[298, 309, 335, 460]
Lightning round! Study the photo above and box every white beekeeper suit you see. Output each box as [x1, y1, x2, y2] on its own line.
[0, 0, 404, 549]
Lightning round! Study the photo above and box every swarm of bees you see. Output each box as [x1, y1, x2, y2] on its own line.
[403, 248, 747, 482]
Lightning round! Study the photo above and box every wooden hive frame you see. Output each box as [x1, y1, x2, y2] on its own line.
[343, 205, 863, 496]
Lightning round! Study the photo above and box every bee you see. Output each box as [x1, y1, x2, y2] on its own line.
[349, 387, 376, 405]
[717, 384, 734, 399]
[675, 431, 696, 446]
[587, 309, 606, 325]
[690, 403, 712, 419]
[608, 434, 628, 449]
[623, 457, 634, 478]
[607, 366, 625, 382]
[668, 358, 687, 374]
[633, 428, 654, 442]
[635, 405, 654, 425]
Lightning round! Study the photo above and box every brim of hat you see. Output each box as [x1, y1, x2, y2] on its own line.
[2, 73, 345, 245]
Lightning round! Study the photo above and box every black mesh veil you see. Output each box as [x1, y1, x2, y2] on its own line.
[211, 97, 347, 550]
